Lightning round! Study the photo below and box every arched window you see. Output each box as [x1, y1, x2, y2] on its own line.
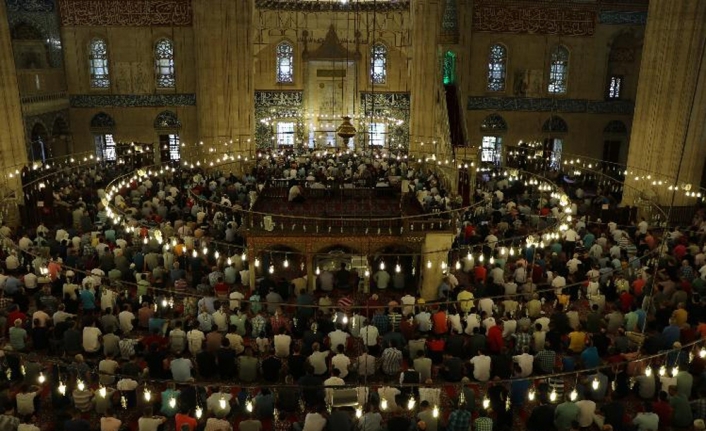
[88, 38, 110, 88]
[548, 45, 569, 94]
[370, 43, 387, 85]
[276, 42, 294, 84]
[480, 113, 507, 165]
[155, 38, 175, 88]
[90, 112, 116, 161]
[487, 44, 507, 91]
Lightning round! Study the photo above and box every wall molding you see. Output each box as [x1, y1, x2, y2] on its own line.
[58, 0, 192, 27]
[467, 96, 634, 114]
[69, 94, 196, 108]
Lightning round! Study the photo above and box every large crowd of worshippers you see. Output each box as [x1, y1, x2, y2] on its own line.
[0, 150, 704, 431]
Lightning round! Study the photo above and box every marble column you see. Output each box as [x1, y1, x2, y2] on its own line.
[193, 0, 255, 158]
[623, 1, 706, 207]
[0, 1, 28, 225]
[409, 0, 442, 155]
[420, 232, 455, 301]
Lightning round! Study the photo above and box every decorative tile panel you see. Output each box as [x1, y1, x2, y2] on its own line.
[467, 96, 634, 115]
[254, 91, 304, 149]
[6, 0, 54, 12]
[69, 94, 196, 108]
[361, 92, 410, 150]
[472, 4, 596, 36]
[442, 0, 458, 32]
[255, 0, 409, 12]
[598, 10, 647, 25]
[58, 0, 192, 27]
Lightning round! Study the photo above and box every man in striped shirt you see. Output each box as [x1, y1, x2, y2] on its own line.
[381, 341, 402, 377]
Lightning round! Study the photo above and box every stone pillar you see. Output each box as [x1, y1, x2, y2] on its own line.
[193, 0, 255, 157]
[409, 0, 442, 155]
[306, 253, 316, 292]
[420, 232, 455, 301]
[0, 1, 28, 225]
[623, 2, 706, 207]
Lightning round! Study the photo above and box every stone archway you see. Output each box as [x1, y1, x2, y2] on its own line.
[29, 122, 49, 162]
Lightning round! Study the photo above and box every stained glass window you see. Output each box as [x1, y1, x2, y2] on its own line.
[371, 43, 387, 85]
[89, 38, 110, 88]
[369, 123, 386, 147]
[607, 75, 622, 99]
[276, 42, 294, 84]
[548, 45, 569, 94]
[168, 134, 180, 161]
[276, 122, 295, 146]
[481, 136, 502, 165]
[95, 133, 116, 161]
[155, 38, 175, 88]
[443, 51, 456, 85]
[487, 44, 507, 92]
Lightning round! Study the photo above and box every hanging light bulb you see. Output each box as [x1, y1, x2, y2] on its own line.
[246, 399, 253, 412]
[192, 249, 198, 258]
[241, 252, 247, 262]
[645, 365, 652, 377]
[269, 265, 275, 274]
[219, 396, 227, 410]
[395, 263, 401, 273]
[658, 365, 666, 376]
[700, 347, 706, 358]
[214, 250, 220, 260]
[195, 405, 203, 419]
[380, 397, 388, 411]
[482, 397, 490, 409]
[441, 261, 448, 271]
[407, 396, 416, 410]
[549, 390, 557, 402]
[283, 257, 289, 268]
[672, 366, 679, 377]
[569, 389, 578, 401]
[77, 379, 85, 391]
[202, 246, 208, 255]
[489, 256, 495, 265]
[169, 397, 177, 409]
[509, 247, 515, 256]
[528, 389, 536, 401]
[58, 381, 66, 395]
[455, 260, 461, 270]
[315, 266, 320, 275]
[592, 378, 600, 390]
[380, 261, 386, 271]
[364, 268, 370, 277]
[466, 251, 472, 261]
[20, 365, 25, 376]
[432, 405, 439, 418]
[426, 260, 432, 269]
[342, 315, 349, 325]
[144, 388, 152, 402]
[143, 237, 148, 245]
[500, 247, 506, 256]
[479, 254, 484, 262]
[37, 372, 45, 384]
[98, 386, 107, 398]
[356, 406, 363, 418]
[254, 258, 260, 268]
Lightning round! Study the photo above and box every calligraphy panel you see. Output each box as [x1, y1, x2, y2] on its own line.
[58, 0, 192, 27]
[472, 5, 596, 36]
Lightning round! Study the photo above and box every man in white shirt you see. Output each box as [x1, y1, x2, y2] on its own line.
[470, 352, 491, 382]
[274, 329, 292, 358]
[118, 305, 135, 334]
[82, 322, 102, 353]
[187, 325, 205, 355]
[206, 387, 233, 417]
[298, 407, 327, 431]
[575, 398, 596, 429]
[373, 269, 390, 290]
[513, 347, 534, 377]
[330, 345, 351, 379]
[323, 369, 345, 404]
[308, 343, 330, 376]
[400, 294, 416, 316]
[328, 327, 350, 352]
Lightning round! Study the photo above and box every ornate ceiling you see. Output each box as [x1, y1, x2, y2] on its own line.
[255, 0, 410, 12]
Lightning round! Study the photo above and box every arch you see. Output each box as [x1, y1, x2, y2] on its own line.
[275, 40, 294, 84]
[154, 38, 175, 88]
[542, 115, 568, 133]
[315, 244, 361, 256]
[90, 112, 115, 130]
[487, 43, 507, 91]
[30, 121, 49, 162]
[548, 44, 570, 94]
[370, 42, 388, 85]
[604, 120, 628, 134]
[480, 113, 508, 133]
[51, 116, 71, 157]
[154, 110, 181, 130]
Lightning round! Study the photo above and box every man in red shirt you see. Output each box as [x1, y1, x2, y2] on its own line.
[175, 407, 198, 431]
[487, 320, 504, 354]
[652, 391, 673, 431]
